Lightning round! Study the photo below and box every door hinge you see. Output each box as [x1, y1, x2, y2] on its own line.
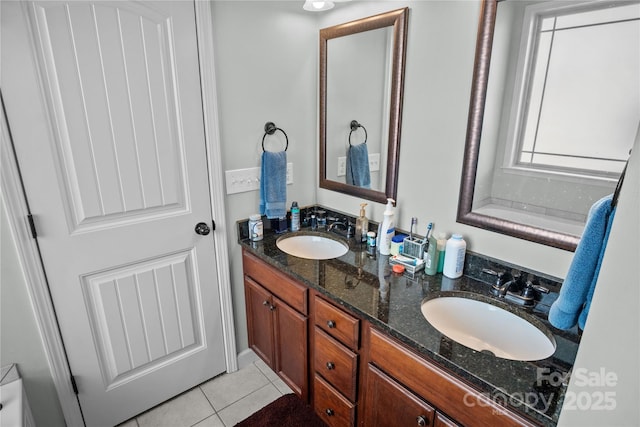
[27, 214, 37, 238]
[211, 219, 216, 231]
[71, 375, 79, 395]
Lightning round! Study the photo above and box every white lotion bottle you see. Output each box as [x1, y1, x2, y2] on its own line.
[443, 234, 466, 279]
[378, 198, 395, 255]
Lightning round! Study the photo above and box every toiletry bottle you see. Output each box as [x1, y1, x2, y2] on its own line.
[390, 234, 404, 256]
[423, 235, 439, 275]
[378, 198, 395, 255]
[443, 234, 467, 279]
[367, 231, 377, 255]
[249, 214, 263, 241]
[435, 232, 447, 273]
[290, 201, 300, 231]
[355, 203, 369, 242]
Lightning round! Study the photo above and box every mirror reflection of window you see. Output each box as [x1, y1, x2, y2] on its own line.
[512, 2, 639, 177]
[473, 0, 639, 237]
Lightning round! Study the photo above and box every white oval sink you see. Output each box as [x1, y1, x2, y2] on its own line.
[276, 234, 348, 260]
[421, 296, 556, 361]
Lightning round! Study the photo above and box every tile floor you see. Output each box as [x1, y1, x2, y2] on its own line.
[118, 358, 292, 427]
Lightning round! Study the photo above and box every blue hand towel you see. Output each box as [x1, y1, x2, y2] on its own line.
[346, 143, 371, 189]
[259, 151, 287, 219]
[549, 194, 616, 330]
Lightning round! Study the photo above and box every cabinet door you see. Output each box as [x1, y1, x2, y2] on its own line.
[363, 364, 435, 427]
[274, 296, 308, 400]
[245, 277, 275, 367]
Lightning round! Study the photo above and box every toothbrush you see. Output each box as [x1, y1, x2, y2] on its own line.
[410, 217, 417, 240]
[424, 222, 433, 242]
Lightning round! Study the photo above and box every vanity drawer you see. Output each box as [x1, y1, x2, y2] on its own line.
[243, 250, 307, 314]
[314, 374, 355, 427]
[314, 327, 358, 402]
[314, 295, 359, 350]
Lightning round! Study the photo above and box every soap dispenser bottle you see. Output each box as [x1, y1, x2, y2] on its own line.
[378, 198, 395, 255]
[355, 203, 369, 242]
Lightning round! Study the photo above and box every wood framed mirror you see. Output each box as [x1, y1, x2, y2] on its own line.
[457, 0, 635, 251]
[319, 8, 408, 204]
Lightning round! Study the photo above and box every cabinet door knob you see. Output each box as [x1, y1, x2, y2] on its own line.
[269, 304, 276, 311]
[327, 320, 336, 328]
[326, 361, 335, 370]
[262, 300, 269, 306]
[325, 409, 335, 417]
[417, 415, 429, 426]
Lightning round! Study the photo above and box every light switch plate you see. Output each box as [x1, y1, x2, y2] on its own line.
[338, 154, 380, 177]
[225, 163, 293, 194]
[369, 153, 380, 171]
[337, 157, 346, 176]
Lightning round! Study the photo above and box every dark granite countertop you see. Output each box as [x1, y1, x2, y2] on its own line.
[238, 221, 580, 426]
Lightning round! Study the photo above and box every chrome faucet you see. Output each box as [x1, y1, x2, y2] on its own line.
[493, 273, 525, 297]
[328, 218, 354, 238]
[483, 268, 549, 306]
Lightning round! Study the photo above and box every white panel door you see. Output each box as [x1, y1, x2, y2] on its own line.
[1, 1, 227, 425]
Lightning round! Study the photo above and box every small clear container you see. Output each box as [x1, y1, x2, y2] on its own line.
[317, 210, 327, 229]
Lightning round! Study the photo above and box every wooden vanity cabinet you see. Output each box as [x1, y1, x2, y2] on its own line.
[242, 251, 540, 427]
[361, 324, 539, 427]
[242, 250, 308, 401]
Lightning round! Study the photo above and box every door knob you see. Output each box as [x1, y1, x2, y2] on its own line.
[195, 222, 211, 235]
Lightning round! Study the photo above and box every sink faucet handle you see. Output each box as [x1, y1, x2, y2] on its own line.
[497, 271, 513, 285]
[529, 282, 550, 294]
[346, 222, 354, 238]
[482, 268, 513, 286]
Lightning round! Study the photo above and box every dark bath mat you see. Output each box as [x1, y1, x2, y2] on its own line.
[234, 393, 327, 427]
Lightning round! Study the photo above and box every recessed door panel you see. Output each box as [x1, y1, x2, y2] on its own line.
[83, 250, 201, 389]
[31, 2, 186, 231]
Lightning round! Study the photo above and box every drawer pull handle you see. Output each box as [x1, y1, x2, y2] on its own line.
[417, 415, 429, 426]
[326, 409, 335, 417]
[327, 320, 336, 328]
[326, 361, 335, 370]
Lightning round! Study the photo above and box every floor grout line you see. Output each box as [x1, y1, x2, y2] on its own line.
[123, 361, 281, 427]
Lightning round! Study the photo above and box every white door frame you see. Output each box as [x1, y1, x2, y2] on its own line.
[0, 2, 236, 426]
